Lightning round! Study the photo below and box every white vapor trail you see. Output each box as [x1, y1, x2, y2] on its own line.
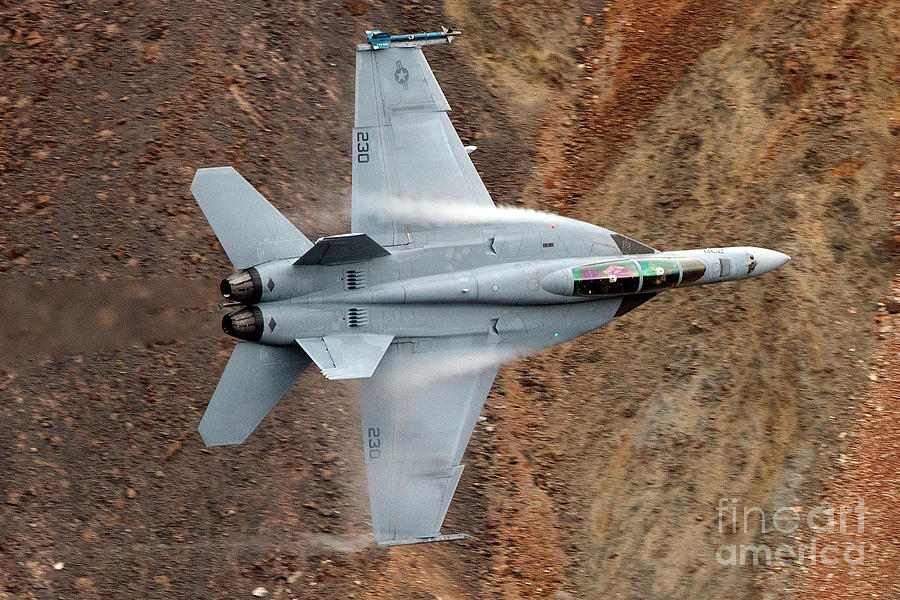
[380, 345, 533, 387]
[375, 198, 561, 227]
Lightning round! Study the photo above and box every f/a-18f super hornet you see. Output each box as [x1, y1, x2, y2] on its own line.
[191, 28, 790, 547]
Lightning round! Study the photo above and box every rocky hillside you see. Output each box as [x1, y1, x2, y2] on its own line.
[1, 1, 897, 599]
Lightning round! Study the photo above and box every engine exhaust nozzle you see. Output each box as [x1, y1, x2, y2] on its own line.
[220, 267, 262, 305]
[222, 306, 264, 342]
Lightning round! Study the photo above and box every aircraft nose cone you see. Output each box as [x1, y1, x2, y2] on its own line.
[750, 248, 791, 276]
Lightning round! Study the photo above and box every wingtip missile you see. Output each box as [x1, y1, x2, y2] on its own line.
[366, 27, 462, 50]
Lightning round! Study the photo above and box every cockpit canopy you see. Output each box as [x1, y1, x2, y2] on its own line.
[572, 257, 706, 297]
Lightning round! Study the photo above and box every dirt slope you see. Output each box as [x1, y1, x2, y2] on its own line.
[1, 1, 897, 599]
[798, 277, 900, 599]
[447, 0, 898, 598]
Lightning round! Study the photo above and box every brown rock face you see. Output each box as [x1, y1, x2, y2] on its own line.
[1, 1, 897, 599]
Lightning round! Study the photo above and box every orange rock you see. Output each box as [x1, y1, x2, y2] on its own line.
[25, 31, 43, 47]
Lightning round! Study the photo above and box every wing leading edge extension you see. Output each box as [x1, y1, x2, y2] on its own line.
[359, 341, 498, 546]
[351, 43, 495, 246]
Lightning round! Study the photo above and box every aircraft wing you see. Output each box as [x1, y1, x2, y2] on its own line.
[351, 43, 495, 246]
[359, 341, 498, 545]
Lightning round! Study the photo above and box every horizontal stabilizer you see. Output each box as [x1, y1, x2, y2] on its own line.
[296, 334, 393, 380]
[294, 233, 390, 266]
[191, 167, 313, 269]
[198, 342, 310, 446]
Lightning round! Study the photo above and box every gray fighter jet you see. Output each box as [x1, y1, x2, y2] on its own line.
[191, 29, 790, 547]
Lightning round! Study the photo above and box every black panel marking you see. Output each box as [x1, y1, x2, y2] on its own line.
[614, 293, 657, 317]
[611, 233, 657, 255]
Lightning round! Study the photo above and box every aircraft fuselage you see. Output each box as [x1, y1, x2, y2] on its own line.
[220, 218, 789, 353]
